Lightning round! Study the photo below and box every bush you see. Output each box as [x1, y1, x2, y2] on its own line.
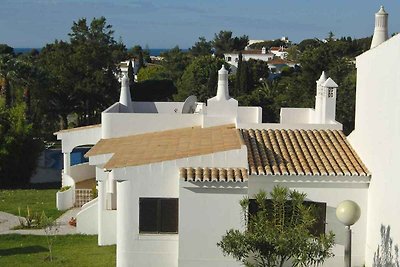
[17, 206, 44, 229]
[218, 186, 335, 267]
[59, 186, 71, 192]
[0, 102, 43, 188]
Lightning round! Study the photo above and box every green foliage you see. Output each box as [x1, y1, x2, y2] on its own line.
[133, 80, 177, 101]
[0, 54, 16, 107]
[248, 39, 287, 50]
[190, 37, 212, 56]
[176, 55, 225, 102]
[218, 186, 335, 267]
[17, 206, 44, 229]
[92, 185, 98, 198]
[236, 83, 278, 123]
[127, 59, 135, 90]
[0, 44, 14, 55]
[0, 101, 42, 187]
[160, 46, 192, 84]
[137, 64, 169, 82]
[59, 186, 71, 192]
[297, 39, 323, 52]
[212, 30, 249, 55]
[39, 17, 126, 128]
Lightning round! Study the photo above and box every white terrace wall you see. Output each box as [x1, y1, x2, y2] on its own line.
[349, 34, 400, 267]
[237, 106, 262, 124]
[96, 166, 117, 246]
[69, 163, 95, 184]
[101, 112, 202, 138]
[280, 108, 313, 124]
[57, 126, 101, 153]
[112, 147, 248, 267]
[249, 175, 369, 267]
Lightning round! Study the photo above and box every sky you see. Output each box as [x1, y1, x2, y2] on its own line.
[1, 0, 400, 49]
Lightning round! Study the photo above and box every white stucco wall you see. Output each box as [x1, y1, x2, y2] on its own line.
[77, 198, 98, 234]
[111, 147, 248, 267]
[57, 126, 101, 153]
[56, 186, 74, 210]
[237, 106, 262, 124]
[179, 181, 246, 267]
[249, 176, 369, 267]
[132, 101, 186, 114]
[101, 112, 202, 138]
[349, 34, 400, 267]
[280, 108, 313, 124]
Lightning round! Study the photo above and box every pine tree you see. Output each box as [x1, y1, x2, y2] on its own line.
[234, 52, 243, 96]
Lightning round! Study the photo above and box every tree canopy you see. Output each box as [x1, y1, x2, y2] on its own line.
[212, 30, 249, 55]
[176, 55, 225, 102]
[39, 17, 126, 128]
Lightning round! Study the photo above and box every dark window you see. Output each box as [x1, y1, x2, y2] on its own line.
[328, 88, 334, 98]
[248, 199, 326, 236]
[139, 198, 178, 233]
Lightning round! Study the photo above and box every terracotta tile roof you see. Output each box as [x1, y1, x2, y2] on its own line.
[240, 129, 370, 176]
[270, 46, 286, 52]
[54, 124, 101, 135]
[267, 58, 296, 65]
[180, 167, 248, 182]
[86, 124, 243, 169]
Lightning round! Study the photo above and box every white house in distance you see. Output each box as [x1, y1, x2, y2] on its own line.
[54, 6, 399, 267]
[224, 47, 274, 68]
[224, 46, 293, 74]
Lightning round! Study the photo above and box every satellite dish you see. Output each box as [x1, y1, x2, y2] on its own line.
[182, 95, 197, 114]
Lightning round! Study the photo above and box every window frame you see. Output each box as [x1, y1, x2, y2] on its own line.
[139, 197, 179, 234]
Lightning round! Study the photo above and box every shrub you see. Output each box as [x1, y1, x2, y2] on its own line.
[218, 186, 335, 267]
[59, 186, 71, 192]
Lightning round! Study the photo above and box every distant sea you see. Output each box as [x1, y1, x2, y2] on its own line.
[14, 48, 185, 56]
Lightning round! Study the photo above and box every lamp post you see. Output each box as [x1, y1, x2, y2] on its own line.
[336, 200, 361, 267]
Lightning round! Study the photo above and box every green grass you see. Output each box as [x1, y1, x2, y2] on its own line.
[0, 234, 115, 266]
[0, 189, 64, 219]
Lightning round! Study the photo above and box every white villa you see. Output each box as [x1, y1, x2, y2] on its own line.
[224, 46, 292, 74]
[54, 6, 399, 267]
[224, 47, 275, 68]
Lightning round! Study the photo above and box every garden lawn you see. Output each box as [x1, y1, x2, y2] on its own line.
[0, 234, 115, 266]
[0, 189, 64, 219]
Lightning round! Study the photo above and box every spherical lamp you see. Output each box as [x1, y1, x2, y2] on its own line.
[336, 200, 361, 226]
[336, 200, 361, 267]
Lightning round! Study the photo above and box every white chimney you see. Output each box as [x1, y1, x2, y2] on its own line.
[119, 73, 133, 113]
[314, 73, 338, 123]
[371, 6, 388, 49]
[215, 66, 230, 101]
[261, 47, 267, 54]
